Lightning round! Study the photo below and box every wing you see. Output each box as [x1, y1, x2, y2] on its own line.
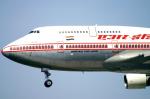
[105, 50, 150, 64]
[103, 50, 150, 73]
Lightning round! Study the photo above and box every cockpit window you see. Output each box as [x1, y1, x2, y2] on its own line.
[29, 31, 34, 33]
[29, 30, 40, 34]
[37, 30, 40, 33]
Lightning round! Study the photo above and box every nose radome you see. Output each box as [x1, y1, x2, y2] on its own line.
[1, 48, 4, 55]
[1, 46, 10, 58]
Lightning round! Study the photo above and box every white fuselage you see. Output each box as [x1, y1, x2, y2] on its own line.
[2, 26, 150, 73]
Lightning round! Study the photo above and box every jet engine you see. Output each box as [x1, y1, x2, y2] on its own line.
[124, 74, 150, 89]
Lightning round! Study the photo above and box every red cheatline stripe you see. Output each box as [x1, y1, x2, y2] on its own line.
[4, 42, 150, 47]
[2, 48, 150, 53]
[2, 42, 150, 53]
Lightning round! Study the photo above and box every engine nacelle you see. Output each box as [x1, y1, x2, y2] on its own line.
[124, 74, 150, 89]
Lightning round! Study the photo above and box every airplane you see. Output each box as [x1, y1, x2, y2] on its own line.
[1, 25, 150, 89]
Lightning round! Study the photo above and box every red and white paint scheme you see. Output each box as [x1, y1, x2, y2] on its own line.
[2, 25, 150, 89]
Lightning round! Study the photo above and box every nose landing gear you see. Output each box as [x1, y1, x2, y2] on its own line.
[41, 68, 53, 88]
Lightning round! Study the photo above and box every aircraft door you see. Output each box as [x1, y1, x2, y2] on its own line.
[57, 41, 64, 53]
[111, 40, 118, 49]
[89, 26, 97, 37]
[111, 40, 119, 54]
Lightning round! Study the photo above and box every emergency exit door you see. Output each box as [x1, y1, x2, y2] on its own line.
[89, 26, 97, 37]
[57, 41, 64, 53]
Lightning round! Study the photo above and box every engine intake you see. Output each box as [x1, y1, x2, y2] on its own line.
[124, 74, 150, 89]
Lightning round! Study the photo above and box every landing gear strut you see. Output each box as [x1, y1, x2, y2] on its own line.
[41, 68, 53, 88]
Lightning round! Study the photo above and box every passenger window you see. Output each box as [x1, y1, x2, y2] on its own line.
[120, 45, 122, 48]
[69, 45, 71, 48]
[60, 45, 63, 48]
[26, 46, 32, 49]
[75, 45, 77, 48]
[78, 45, 81, 48]
[31, 46, 33, 49]
[87, 45, 89, 48]
[47, 45, 50, 49]
[93, 45, 95, 48]
[96, 45, 98, 48]
[22, 46, 25, 50]
[26, 46, 29, 50]
[38, 45, 41, 49]
[90, 45, 92, 48]
[41, 45, 44, 49]
[138, 44, 140, 48]
[51, 45, 54, 49]
[45, 45, 47, 49]
[147, 44, 149, 48]
[115, 44, 118, 48]
[99, 45, 101, 48]
[128, 45, 131, 48]
[123, 45, 126, 48]
[81, 45, 83, 48]
[72, 45, 74, 48]
[66, 45, 68, 48]
[20, 46, 22, 50]
[35, 46, 38, 49]
[102, 45, 105, 48]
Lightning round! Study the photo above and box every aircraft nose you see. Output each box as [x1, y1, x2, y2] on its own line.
[1, 48, 5, 56]
[1, 46, 10, 58]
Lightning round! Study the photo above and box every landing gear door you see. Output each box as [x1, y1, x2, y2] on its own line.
[57, 41, 64, 53]
[89, 26, 97, 37]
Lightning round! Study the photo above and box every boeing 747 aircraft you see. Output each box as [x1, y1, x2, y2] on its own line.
[2, 25, 150, 89]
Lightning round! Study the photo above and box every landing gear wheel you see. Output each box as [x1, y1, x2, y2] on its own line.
[44, 79, 53, 88]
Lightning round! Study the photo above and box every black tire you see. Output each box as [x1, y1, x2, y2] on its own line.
[44, 79, 53, 88]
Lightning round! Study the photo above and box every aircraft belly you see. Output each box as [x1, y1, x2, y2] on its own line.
[28, 50, 112, 71]
[6, 50, 150, 72]
[6, 50, 112, 70]
[45, 50, 112, 71]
